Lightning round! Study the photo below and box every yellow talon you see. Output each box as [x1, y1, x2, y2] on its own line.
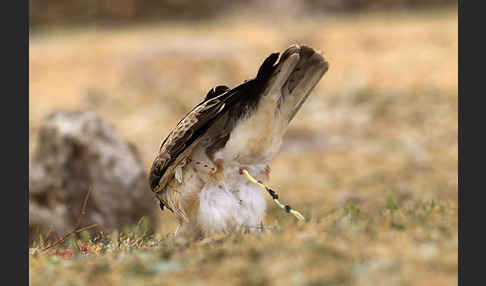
[290, 209, 305, 221]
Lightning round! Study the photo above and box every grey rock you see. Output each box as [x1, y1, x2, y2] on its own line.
[29, 111, 158, 243]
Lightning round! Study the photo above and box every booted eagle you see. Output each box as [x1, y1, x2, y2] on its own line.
[149, 45, 328, 235]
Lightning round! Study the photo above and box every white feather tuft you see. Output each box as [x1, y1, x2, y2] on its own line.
[175, 165, 183, 184]
[196, 165, 267, 233]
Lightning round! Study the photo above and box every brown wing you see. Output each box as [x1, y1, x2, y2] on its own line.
[149, 96, 226, 193]
[149, 52, 280, 203]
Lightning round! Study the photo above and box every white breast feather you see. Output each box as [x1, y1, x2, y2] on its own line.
[196, 165, 267, 233]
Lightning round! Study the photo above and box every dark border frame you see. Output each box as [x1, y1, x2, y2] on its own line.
[5, 0, 29, 284]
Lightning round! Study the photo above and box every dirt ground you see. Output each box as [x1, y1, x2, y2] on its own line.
[29, 7, 457, 286]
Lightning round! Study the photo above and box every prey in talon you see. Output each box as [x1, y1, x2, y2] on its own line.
[149, 44, 329, 236]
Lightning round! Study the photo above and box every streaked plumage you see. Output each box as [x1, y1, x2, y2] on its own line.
[149, 44, 329, 235]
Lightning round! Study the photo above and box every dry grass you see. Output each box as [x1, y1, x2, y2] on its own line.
[29, 7, 457, 286]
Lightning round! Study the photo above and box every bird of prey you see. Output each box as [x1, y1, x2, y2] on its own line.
[149, 44, 329, 235]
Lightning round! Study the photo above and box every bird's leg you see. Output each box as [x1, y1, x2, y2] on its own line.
[239, 168, 305, 221]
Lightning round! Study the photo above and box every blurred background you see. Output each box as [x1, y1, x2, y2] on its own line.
[29, 0, 457, 285]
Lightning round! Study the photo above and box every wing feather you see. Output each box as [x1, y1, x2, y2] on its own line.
[149, 52, 280, 197]
[149, 98, 225, 192]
